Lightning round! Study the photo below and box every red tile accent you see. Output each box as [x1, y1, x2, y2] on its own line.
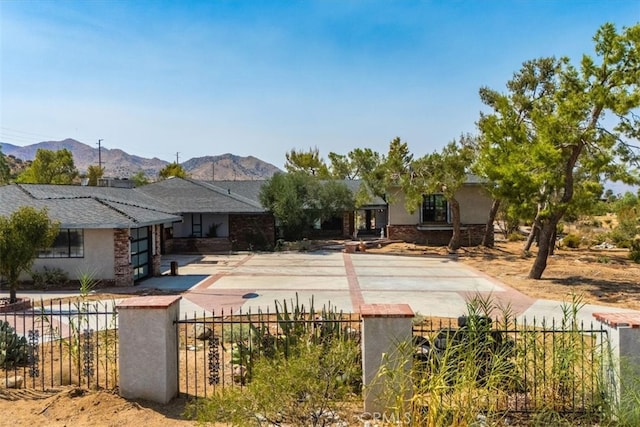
[343, 253, 365, 311]
[593, 312, 640, 328]
[117, 295, 181, 309]
[360, 303, 414, 318]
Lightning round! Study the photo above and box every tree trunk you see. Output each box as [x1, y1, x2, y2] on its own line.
[523, 222, 539, 253]
[9, 285, 17, 304]
[528, 219, 555, 279]
[548, 227, 557, 256]
[448, 198, 461, 251]
[482, 199, 500, 248]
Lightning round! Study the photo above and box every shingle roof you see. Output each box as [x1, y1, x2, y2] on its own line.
[135, 177, 266, 214]
[0, 184, 181, 228]
[192, 178, 389, 209]
[341, 179, 388, 207]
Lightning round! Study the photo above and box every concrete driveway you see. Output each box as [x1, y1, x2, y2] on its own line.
[144, 251, 635, 324]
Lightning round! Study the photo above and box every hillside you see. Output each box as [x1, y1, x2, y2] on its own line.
[0, 139, 281, 181]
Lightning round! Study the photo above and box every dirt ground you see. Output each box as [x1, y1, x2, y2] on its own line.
[2, 239, 638, 426]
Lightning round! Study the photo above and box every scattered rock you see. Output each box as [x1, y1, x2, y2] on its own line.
[592, 242, 616, 249]
[1, 375, 23, 389]
[195, 325, 213, 341]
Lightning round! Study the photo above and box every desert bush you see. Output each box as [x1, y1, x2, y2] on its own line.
[608, 228, 633, 248]
[629, 238, 640, 264]
[374, 294, 611, 426]
[561, 233, 581, 249]
[187, 327, 361, 426]
[507, 232, 525, 242]
[228, 294, 358, 383]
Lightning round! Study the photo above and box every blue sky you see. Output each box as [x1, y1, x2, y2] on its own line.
[1, 1, 638, 170]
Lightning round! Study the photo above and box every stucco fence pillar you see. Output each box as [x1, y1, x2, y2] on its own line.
[593, 312, 640, 415]
[361, 303, 415, 415]
[117, 295, 181, 404]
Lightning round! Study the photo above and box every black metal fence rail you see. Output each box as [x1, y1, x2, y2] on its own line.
[1, 299, 119, 391]
[412, 316, 610, 418]
[176, 308, 362, 399]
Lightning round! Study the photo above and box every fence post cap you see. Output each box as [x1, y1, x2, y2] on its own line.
[360, 303, 414, 318]
[116, 295, 182, 309]
[593, 312, 640, 328]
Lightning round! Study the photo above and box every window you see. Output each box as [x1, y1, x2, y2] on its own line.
[38, 229, 84, 258]
[131, 226, 151, 281]
[422, 194, 448, 223]
[191, 213, 202, 237]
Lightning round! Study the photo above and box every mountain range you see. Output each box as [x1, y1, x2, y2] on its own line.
[0, 139, 281, 181]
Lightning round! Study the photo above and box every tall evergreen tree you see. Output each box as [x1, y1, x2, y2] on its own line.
[476, 23, 640, 279]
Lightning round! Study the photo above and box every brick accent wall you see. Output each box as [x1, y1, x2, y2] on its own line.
[113, 228, 133, 287]
[387, 224, 491, 247]
[229, 214, 275, 250]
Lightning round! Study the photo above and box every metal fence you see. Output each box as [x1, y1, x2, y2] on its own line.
[1, 299, 119, 391]
[412, 315, 611, 419]
[176, 308, 362, 399]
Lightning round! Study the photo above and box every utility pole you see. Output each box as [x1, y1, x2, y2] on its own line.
[176, 152, 180, 164]
[212, 162, 215, 181]
[97, 139, 103, 169]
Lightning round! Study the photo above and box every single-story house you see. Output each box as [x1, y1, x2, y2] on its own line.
[385, 175, 493, 246]
[0, 173, 492, 287]
[0, 183, 181, 286]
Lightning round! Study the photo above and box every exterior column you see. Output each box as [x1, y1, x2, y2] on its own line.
[361, 303, 415, 415]
[117, 295, 181, 403]
[113, 228, 133, 286]
[593, 312, 640, 412]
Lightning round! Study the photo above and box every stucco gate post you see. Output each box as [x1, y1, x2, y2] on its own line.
[361, 303, 415, 416]
[593, 312, 640, 414]
[117, 295, 181, 404]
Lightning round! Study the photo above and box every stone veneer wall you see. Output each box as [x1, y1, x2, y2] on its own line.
[229, 214, 275, 250]
[387, 224, 491, 247]
[343, 211, 354, 238]
[113, 228, 133, 287]
[151, 225, 162, 276]
[167, 237, 232, 253]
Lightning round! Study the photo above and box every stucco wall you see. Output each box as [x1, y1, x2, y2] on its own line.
[387, 184, 491, 225]
[457, 185, 493, 224]
[30, 228, 115, 282]
[388, 190, 418, 224]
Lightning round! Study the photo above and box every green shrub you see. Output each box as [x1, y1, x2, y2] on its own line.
[206, 222, 221, 238]
[629, 238, 640, 264]
[561, 233, 581, 248]
[30, 266, 69, 289]
[0, 320, 28, 368]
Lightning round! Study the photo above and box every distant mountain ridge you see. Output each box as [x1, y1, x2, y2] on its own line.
[0, 139, 281, 181]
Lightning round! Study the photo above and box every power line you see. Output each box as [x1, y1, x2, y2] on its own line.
[0, 126, 66, 142]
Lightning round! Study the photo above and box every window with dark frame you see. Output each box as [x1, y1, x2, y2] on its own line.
[421, 194, 448, 223]
[38, 229, 84, 258]
[191, 213, 202, 237]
